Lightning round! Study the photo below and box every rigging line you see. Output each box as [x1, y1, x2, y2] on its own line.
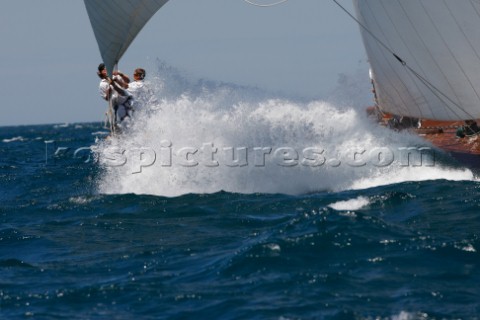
[361, 1, 411, 116]
[392, 40, 476, 119]
[332, 0, 476, 119]
[396, 0, 465, 119]
[377, 0, 429, 117]
[332, 0, 394, 56]
[420, 0, 479, 117]
[243, 0, 289, 7]
[408, 67, 469, 119]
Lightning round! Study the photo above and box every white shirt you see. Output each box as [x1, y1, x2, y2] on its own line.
[99, 79, 110, 100]
[128, 80, 157, 111]
[99, 77, 131, 105]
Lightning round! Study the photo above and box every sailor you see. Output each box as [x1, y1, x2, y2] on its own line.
[97, 63, 133, 124]
[463, 120, 480, 137]
[127, 68, 157, 114]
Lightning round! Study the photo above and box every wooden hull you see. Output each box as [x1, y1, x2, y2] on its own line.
[369, 107, 480, 169]
[415, 120, 480, 169]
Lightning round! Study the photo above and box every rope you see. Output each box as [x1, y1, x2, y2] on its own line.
[107, 77, 116, 135]
[243, 0, 289, 7]
[332, 0, 476, 120]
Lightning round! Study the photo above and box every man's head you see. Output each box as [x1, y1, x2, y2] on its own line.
[134, 68, 146, 81]
[97, 63, 107, 79]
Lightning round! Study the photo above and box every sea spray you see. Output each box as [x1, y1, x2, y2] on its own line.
[96, 65, 475, 196]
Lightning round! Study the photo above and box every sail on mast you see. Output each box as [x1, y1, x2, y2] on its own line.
[354, 0, 480, 121]
[84, 0, 169, 75]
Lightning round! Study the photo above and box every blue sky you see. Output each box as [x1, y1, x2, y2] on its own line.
[0, 0, 367, 126]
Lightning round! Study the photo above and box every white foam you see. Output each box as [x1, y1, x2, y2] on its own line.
[2, 136, 26, 143]
[391, 311, 416, 320]
[69, 196, 93, 205]
[91, 131, 110, 136]
[349, 166, 475, 191]
[95, 66, 477, 197]
[328, 196, 370, 211]
[54, 123, 69, 128]
[455, 243, 477, 253]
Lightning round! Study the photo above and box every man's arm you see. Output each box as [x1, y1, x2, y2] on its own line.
[110, 79, 127, 96]
[113, 71, 130, 84]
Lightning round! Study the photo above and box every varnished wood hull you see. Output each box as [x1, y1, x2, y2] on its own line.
[415, 120, 480, 168]
[370, 106, 480, 169]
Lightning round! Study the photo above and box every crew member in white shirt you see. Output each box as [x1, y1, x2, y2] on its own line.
[127, 68, 157, 114]
[97, 63, 133, 124]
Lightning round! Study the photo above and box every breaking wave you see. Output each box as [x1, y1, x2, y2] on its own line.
[95, 62, 475, 196]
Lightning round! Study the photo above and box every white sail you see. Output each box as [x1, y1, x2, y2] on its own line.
[84, 0, 169, 74]
[354, 0, 480, 121]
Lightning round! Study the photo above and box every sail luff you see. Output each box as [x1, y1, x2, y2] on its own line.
[84, 0, 169, 75]
[354, 0, 480, 121]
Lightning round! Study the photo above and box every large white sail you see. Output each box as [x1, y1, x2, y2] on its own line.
[84, 0, 169, 74]
[354, 0, 480, 121]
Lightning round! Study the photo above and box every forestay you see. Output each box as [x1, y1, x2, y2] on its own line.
[354, 0, 480, 121]
[84, 0, 169, 75]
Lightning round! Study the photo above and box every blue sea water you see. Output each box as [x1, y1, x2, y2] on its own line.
[2, 69, 480, 319]
[1, 121, 480, 320]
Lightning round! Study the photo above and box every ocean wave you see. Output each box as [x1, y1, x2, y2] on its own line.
[95, 67, 476, 197]
[2, 136, 26, 143]
[328, 196, 370, 211]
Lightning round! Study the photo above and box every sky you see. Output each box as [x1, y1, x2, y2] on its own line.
[0, 0, 368, 127]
